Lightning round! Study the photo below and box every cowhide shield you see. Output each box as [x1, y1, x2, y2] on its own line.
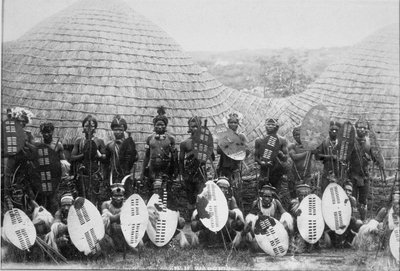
[67, 197, 105, 255]
[254, 215, 289, 256]
[215, 126, 246, 161]
[389, 226, 399, 262]
[196, 180, 229, 232]
[32, 143, 61, 194]
[337, 121, 355, 162]
[260, 134, 280, 164]
[2, 119, 25, 156]
[146, 193, 178, 247]
[3, 208, 37, 251]
[321, 182, 352, 235]
[297, 194, 325, 244]
[300, 104, 330, 150]
[192, 121, 214, 163]
[120, 193, 148, 248]
[368, 126, 385, 169]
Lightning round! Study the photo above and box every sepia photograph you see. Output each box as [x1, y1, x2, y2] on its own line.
[1, 0, 399, 270]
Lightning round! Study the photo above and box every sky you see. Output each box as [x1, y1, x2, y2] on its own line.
[1, 0, 399, 52]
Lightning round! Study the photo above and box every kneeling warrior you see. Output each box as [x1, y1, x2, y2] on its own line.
[101, 183, 128, 252]
[141, 107, 178, 200]
[46, 194, 82, 259]
[244, 184, 293, 250]
[70, 115, 107, 207]
[191, 178, 245, 248]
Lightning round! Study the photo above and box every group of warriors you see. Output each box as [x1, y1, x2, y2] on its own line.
[1, 105, 399, 265]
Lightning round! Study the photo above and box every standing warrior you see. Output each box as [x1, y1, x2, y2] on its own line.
[254, 118, 288, 192]
[288, 126, 318, 195]
[70, 115, 107, 207]
[105, 115, 138, 184]
[31, 122, 65, 214]
[179, 116, 207, 210]
[2, 107, 35, 211]
[141, 107, 178, 198]
[314, 120, 341, 195]
[216, 112, 250, 208]
[348, 117, 385, 221]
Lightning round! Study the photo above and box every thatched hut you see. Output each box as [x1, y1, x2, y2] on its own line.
[1, 0, 268, 157]
[2, 0, 399, 199]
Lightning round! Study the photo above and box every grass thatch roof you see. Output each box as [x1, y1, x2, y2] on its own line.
[2, 0, 398, 177]
[253, 24, 399, 175]
[1, 0, 266, 151]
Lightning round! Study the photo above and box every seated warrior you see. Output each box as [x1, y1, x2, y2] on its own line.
[179, 116, 215, 212]
[141, 107, 178, 200]
[289, 184, 322, 252]
[340, 181, 363, 247]
[105, 115, 138, 185]
[101, 183, 128, 252]
[46, 193, 82, 259]
[190, 178, 245, 248]
[216, 112, 250, 209]
[244, 184, 293, 250]
[254, 118, 289, 203]
[70, 115, 107, 208]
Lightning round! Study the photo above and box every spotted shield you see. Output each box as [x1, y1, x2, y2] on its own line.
[215, 124, 246, 161]
[196, 180, 229, 232]
[254, 215, 289, 256]
[300, 104, 330, 150]
[146, 188, 178, 247]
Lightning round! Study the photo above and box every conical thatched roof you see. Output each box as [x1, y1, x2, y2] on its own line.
[2, 0, 398, 178]
[252, 24, 399, 175]
[1, 0, 267, 152]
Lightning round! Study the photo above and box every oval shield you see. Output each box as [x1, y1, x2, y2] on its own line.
[146, 193, 178, 247]
[192, 122, 214, 163]
[321, 182, 352, 235]
[120, 193, 148, 248]
[67, 197, 105, 255]
[3, 208, 37, 251]
[216, 127, 246, 161]
[83, 139, 98, 162]
[260, 134, 280, 165]
[337, 121, 355, 162]
[32, 143, 62, 194]
[297, 194, 325, 244]
[254, 215, 289, 256]
[389, 227, 399, 262]
[300, 104, 330, 150]
[2, 119, 25, 156]
[196, 180, 229, 232]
